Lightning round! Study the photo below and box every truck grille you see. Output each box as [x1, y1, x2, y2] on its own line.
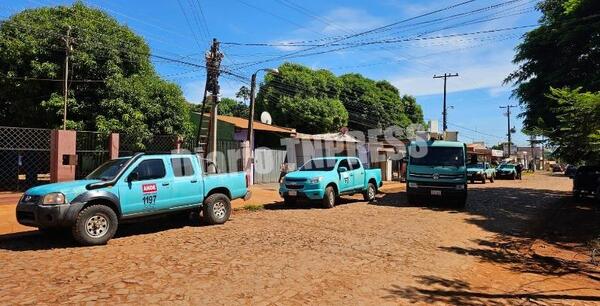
[17, 211, 35, 221]
[285, 177, 307, 182]
[20, 195, 41, 205]
[410, 173, 464, 179]
[285, 184, 303, 190]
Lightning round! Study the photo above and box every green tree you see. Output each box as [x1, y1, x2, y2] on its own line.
[256, 63, 423, 133]
[505, 0, 600, 132]
[218, 97, 249, 118]
[256, 63, 347, 133]
[0, 2, 191, 147]
[546, 87, 600, 164]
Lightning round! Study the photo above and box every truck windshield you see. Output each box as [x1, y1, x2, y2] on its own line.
[499, 164, 515, 169]
[299, 159, 337, 171]
[468, 163, 484, 168]
[410, 147, 464, 167]
[86, 158, 131, 181]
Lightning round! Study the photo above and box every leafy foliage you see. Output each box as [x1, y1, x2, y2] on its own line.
[506, 0, 600, 132]
[256, 63, 423, 133]
[0, 2, 191, 147]
[546, 87, 600, 164]
[217, 97, 249, 118]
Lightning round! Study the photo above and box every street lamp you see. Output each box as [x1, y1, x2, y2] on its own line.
[246, 68, 279, 185]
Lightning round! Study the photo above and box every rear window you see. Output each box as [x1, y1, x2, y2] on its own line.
[171, 158, 195, 177]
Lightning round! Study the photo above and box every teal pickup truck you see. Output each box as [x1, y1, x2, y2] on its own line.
[279, 157, 382, 208]
[16, 153, 250, 245]
[406, 140, 468, 207]
[466, 162, 496, 184]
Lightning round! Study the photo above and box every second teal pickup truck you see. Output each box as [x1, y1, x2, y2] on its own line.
[279, 157, 382, 208]
[16, 153, 250, 245]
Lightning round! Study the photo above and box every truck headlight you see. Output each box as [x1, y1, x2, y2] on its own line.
[308, 176, 323, 184]
[42, 193, 66, 205]
[408, 182, 418, 188]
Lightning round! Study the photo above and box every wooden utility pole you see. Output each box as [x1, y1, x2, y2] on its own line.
[204, 39, 223, 162]
[433, 73, 459, 132]
[500, 104, 517, 158]
[62, 26, 74, 130]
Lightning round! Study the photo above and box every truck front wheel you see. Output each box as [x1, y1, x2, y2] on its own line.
[203, 193, 231, 225]
[322, 186, 336, 208]
[72, 205, 118, 246]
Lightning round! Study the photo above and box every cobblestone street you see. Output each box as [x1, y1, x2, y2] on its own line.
[1, 173, 599, 305]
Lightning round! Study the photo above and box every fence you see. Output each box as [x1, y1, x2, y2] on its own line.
[0, 126, 51, 191]
[75, 131, 110, 179]
[254, 148, 286, 184]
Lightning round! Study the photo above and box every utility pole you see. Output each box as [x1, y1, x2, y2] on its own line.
[500, 104, 517, 159]
[433, 73, 459, 132]
[62, 26, 74, 130]
[204, 39, 223, 162]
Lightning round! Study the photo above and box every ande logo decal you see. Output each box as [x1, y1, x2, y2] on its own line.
[142, 183, 157, 194]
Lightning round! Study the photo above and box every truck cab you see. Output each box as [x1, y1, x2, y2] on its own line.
[16, 153, 250, 245]
[406, 140, 468, 207]
[279, 157, 382, 208]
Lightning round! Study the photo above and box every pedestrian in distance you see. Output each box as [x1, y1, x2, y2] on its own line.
[516, 163, 523, 180]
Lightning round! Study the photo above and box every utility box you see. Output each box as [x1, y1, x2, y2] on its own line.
[444, 131, 459, 141]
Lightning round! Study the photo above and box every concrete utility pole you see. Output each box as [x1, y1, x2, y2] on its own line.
[433, 73, 459, 132]
[500, 104, 517, 158]
[62, 26, 74, 130]
[205, 39, 223, 162]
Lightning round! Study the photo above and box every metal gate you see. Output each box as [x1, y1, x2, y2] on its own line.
[254, 148, 286, 184]
[75, 131, 110, 179]
[0, 126, 51, 191]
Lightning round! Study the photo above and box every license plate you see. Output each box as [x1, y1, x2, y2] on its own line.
[288, 190, 297, 196]
[431, 190, 442, 196]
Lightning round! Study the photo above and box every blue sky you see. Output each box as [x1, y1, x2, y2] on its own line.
[1, 0, 541, 146]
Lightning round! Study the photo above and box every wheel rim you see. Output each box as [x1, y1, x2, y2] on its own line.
[85, 214, 109, 238]
[368, 186, 375, 199]
[329, 191, 334, 206]
[213, 201, 226, 219]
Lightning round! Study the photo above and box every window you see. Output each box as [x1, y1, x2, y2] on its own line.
[135, 159, 166, 181]
[349, 159, 362, 170]
[338, 159, 350, 170]
[171, 158, 195, 177]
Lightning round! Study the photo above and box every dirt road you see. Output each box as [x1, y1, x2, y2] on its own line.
[1, 174, 598, 305]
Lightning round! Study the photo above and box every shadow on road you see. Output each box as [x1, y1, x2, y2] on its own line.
[383, 275, 600, 305]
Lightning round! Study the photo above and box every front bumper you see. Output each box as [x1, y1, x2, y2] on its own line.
[407, 181, 467, 199]
[16, 202, 84, 228]
[467, 172, 484, 180]
[279, 185, 324, 200]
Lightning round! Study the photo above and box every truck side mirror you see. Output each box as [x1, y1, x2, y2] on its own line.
[338, 166, 348, 173]
[127, 171, 139, 182]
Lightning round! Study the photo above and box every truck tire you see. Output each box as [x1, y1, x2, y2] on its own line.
[72, 204, 118, 246]
[322, 186, 336, 208]
[512, 173, 516, 180]
[481, 174, 487, 184]
[363, 182, 376, 202]
[490, 174, 495, 183]
[203, 193, 231, 225]
[470, 178, 475, 184]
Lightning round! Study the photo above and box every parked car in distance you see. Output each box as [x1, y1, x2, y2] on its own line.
[552, 164, 563, 173]
[467, 162, 496, 184]
[572, 165, 600, 201]
[496, 164, 518, 180]
[16, 153, 250, 245]
[279, 157, 382, 208]
[565, 164, 578, 178]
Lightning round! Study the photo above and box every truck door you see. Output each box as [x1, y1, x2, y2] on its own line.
[169, 157, 203, 207]
[338, 159, 353, 193]
[350, 158, 365, 190]
[118, 158, 173, 215]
